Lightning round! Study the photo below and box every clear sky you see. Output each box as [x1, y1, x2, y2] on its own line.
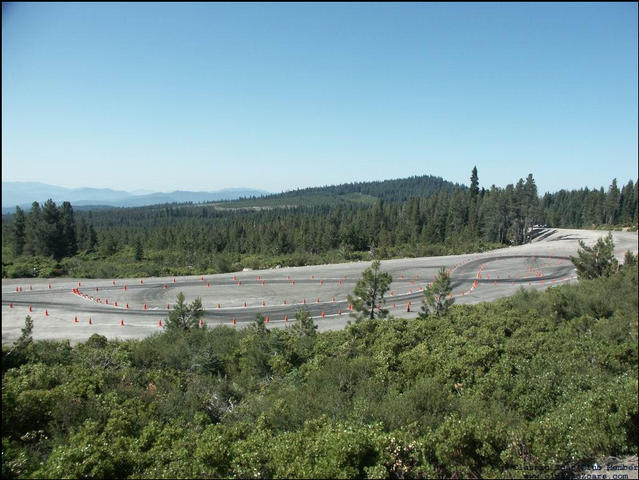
[2, 2, 637, 194]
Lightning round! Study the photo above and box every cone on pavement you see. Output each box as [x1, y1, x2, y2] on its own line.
[120, 319, 124, 327]
[143, 303, 147, 310]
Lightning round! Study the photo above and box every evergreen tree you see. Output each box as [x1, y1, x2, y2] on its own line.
[347, 260, 393, 321]
[165, 292, 205, 330]
[419, 266, 455, 317]
[134, 238, 144, 261]
[14, 206, 26, 256]
[87, 225, 98, 252]
[24, 201, 44, 256]
[41, 199, 64, 260]
[59, 201, 77, 258]
[468, 166, 479, 232]
[605, 179, 620, 224]
[570, 232, 619, 280]
[291, 308, 317, 337]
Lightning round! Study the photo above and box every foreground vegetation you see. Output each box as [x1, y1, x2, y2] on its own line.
[3, 261, 637, 478]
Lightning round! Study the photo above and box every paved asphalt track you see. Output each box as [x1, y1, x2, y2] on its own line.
[2, 228, 637, 345]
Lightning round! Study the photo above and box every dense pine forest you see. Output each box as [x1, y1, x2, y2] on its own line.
[2, 170, 637, 278]
[2, 258, 637, 478]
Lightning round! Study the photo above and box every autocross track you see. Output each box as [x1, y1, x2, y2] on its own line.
[2, 228, 637, 345]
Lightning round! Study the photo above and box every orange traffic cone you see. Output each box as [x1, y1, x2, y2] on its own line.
[143, 303, 147, 310]
[120, 319, 124, 326]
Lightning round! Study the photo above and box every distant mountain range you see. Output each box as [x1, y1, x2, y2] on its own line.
[1, 182, 270, 213]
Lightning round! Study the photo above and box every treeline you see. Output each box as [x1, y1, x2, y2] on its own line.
[2, 170, 637, 278]
[542, 178, 638, 227]
[10, 200, 97, 260]
[229, 173, 463, 206]
[2, 261, 637, 478]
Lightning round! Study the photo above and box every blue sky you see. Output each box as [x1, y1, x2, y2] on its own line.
[2, 2, 637, 194]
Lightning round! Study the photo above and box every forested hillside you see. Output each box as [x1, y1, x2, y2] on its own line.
[223, 174, 462, 207]
[2, 260, 637, 478]
[2, 170, 637, 278]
